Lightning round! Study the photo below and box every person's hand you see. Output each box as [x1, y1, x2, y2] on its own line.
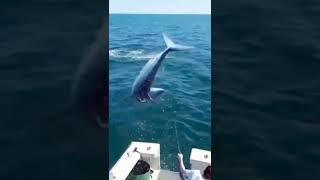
[177, 153, 183, 161]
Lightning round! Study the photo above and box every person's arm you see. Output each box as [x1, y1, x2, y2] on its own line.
[177, 153, 187, 179]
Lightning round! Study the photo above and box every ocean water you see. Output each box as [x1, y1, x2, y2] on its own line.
[214, 0, 320, 179]
[0, 1, 106, 179]
[109, 14, 211, 170]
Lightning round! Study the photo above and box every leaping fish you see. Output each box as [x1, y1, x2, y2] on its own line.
[132, 34, 193, 103]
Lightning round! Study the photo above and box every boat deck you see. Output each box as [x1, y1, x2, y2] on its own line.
[109, 141, 210, 180]
[151, 169, 180, 180]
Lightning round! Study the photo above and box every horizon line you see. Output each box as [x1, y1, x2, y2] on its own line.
[109, 12, 211, 15]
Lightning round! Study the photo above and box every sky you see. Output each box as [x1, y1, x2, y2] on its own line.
[110, 0, 211, 14]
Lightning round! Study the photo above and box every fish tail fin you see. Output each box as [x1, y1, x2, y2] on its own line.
[163, 33, 193, 51]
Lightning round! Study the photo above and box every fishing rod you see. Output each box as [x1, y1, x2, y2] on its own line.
[174, 121, 181, 154]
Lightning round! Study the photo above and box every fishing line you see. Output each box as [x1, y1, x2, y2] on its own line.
[174, 121, 181, 154]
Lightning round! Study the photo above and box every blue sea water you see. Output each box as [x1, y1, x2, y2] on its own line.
[214, 0, 320, 179]
[0, 1, 106, 179]
[109, 14, 211, 170]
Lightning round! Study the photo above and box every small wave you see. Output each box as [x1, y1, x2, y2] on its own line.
[109, 49, 156, 61]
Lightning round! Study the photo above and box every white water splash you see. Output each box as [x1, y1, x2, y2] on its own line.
[109, 49, 175, 62]
[109, 49, 155, 61]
